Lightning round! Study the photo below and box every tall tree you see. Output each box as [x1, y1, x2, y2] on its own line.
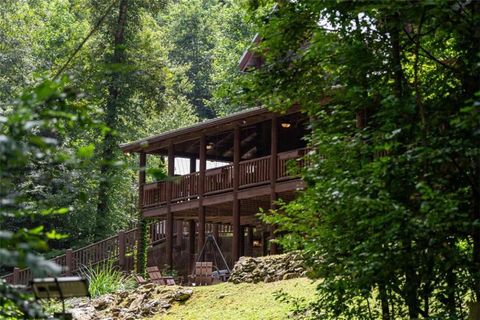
[241, 1, 480, 318]
[0, 0, 252, 253]
[95, 0, 130, 239]
[157, 0, 254, 118]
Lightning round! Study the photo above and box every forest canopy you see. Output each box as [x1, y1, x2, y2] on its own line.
[0, 0, 253, 317]
[0, 0, 253, 250]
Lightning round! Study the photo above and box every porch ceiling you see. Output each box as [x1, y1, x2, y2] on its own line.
[120, 106, 303, 156]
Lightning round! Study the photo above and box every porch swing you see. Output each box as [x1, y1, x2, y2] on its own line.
[191, 234, 231, 285]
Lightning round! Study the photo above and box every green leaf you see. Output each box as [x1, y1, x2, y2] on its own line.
[45, 230, 69, 240]
[76, 144, 95, 159]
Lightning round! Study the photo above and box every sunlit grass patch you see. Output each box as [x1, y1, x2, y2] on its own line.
[149, 277, 318, 320]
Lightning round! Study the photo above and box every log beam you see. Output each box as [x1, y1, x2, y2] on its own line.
[198, 135, 206, 253]
[166, 143, 174, 267]
[232, 125, 241, 261]
[136, 152, 146, 271]
[188, 219, 196, 273]
[270, 116, 279, 254]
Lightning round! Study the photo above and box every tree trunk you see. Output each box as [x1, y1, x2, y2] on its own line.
[404, 250, 420, 319]
[389, 12, 405, 99]
[95, 0, 129, 239]
[474, 194, 480, 301]
[445, 260, 456, 317]
[389, 12, 420, 319]
[379, 284, 390, 320]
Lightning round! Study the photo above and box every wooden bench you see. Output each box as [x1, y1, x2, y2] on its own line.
[136, 266, 175, 286]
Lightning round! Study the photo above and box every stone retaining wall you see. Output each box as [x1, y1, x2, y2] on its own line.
[70, 284, 193, 320]
[229, 251, 306, 284]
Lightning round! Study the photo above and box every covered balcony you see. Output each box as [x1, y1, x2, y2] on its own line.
[121, 107, 309, 268]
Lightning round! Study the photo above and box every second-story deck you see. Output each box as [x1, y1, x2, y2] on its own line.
[142, 147, 307, 218]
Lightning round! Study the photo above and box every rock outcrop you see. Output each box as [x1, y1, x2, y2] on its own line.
[229, 251, 306, 284]
[69, 284, 193, 320]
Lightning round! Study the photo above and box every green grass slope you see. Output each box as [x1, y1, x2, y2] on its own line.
[149, 278, 317, 320]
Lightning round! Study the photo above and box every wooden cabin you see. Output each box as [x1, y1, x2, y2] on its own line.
[121, 106, 309, 272]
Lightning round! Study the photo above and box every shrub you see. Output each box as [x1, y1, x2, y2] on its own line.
[82, 263, 136, 297]
[161, 264, 178, 278]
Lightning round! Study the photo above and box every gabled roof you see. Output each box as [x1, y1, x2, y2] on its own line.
[238, 33, 263, 72]
[238, 4, 279, 72]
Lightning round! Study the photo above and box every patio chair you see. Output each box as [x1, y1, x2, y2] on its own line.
[193, 262, 213, 286]
[135, 266, 176, 285]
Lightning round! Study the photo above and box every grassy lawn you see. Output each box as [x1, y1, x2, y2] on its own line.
[149, 278, 318, 320]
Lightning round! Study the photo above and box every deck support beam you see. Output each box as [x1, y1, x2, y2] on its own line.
[198, 207, 206, 259]
[136, 152, 146, 272]
[270, 115, 279, 255]
[188, 219, 196, 273]
[232, 125, 241, 261]
[176, 220, 183, 248]
[213, 223, 219, 240]
[198, 135, 206, 254]
[269, 195, 278, 255]
[246, 226, 254, 257]
[166, 143, 174, 267]
[239, 226, 245, 257]
[262, 229, 269, 256]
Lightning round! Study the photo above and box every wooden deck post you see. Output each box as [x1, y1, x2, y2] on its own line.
[176, 220, 183, 248]
[166, 143, 174, 268]
[190, 157, 196, 173]
[198, 135, 206, 253]
[270, 115, 279, 255]
[212, 223, 219, 241]
[232, 125, 241, 262]
[270, 115, 278, 184]
[262, 228, 269, 256]
[136, 152, 146, 272]
[189, 156, 196, 200]
[246, 226, 254, 257]
[118, 231, 126, 270]
[13, 267, 19, 285]
[239, 226, 245, 257]
[65, 249, 73, 276]
[188, 219, 196, 273]
[269, 197, 278, 255]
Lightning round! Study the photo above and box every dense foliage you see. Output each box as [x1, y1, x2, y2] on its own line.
[0, 78, 98, 318]
[0, 0, 252, 252]
[0, 0, 252, 317]
[156, 0, 255, 117]
[241, 1, 480, 319]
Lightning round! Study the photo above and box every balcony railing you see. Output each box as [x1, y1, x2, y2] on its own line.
[172, 172, 199, 201]
[142, 147, 308, 208]
[205, 164, 233, 195]
[239, 155, 271, 188]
